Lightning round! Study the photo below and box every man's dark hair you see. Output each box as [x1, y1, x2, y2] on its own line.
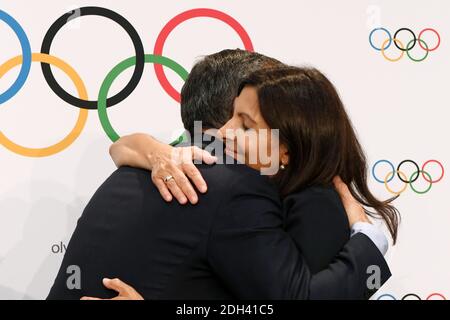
[180, 49, 282, 136]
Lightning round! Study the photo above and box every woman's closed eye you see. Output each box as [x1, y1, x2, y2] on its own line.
[238, 112, 257, 131]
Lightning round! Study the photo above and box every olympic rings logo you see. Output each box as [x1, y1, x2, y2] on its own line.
[377, 293, 446, 300]
[372, 160, 444, 195]
[369, 27, 441, 62]
[0, 7, 254, 157]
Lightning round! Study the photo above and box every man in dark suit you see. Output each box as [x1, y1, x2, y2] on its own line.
[47, 50, 391, 300]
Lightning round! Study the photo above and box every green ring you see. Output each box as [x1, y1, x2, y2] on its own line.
[97, 54, 189, 142]
[406, 39, 429, 62]
[409, 170, 433, 194]
[169, 131, 188, 146]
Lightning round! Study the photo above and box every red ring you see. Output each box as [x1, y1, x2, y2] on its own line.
[422, 160, 445, 183]
[418, 28, 441, 51]
[426, 293, 446, 300]
[153, 8, 254, 103]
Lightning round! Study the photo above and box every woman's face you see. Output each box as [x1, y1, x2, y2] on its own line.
[218, 86, 288, 175]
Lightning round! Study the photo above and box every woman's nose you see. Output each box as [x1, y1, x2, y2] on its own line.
[219, 119, 239, 140]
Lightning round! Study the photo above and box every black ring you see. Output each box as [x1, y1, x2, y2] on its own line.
[394, 28, 417, 51]
[401, 293, 422, 300]
[40, 6, 145, 110]
[397, 160, 420, 183]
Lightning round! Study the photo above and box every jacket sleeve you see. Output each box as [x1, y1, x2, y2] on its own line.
[283, 189, 350, 274]
[206, 180, 391, 300]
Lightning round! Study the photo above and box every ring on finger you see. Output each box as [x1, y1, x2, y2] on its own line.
[163, 175, 174, 183]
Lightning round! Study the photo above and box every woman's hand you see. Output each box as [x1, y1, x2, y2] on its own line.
[151, 143, 217, 204]
[81, 278, 143, 300]
[333, 176, 371, 227]
[109, 133, 217, 204]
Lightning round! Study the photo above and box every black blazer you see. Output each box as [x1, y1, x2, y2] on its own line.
[283, 186, 351, 274]
[48, 163, 390, 300]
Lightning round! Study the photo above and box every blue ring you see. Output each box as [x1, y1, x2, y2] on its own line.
[372, 160, 395, 184]
[377, 294, 397, 300]
[369, 27, 392, 51]
[0, 10, 32, 104]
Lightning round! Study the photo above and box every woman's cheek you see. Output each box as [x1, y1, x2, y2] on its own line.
[244, 132, 261, 165]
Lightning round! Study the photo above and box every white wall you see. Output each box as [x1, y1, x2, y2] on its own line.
[0, 0, 449, 300]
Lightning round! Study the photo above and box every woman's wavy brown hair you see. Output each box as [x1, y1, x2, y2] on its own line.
[239, 66, 400, 243]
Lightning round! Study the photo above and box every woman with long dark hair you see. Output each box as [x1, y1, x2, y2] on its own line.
[228, 65, 399, 242]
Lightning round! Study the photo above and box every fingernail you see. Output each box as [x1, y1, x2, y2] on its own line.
[200, 185, 207, 193]
[205, 156, 217, 164]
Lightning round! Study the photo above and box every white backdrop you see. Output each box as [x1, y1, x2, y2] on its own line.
[0, 0, 449, 300]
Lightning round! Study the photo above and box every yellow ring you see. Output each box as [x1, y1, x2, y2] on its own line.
[381, 38, 405, 62]
[0, 53, 88, 157]
[384, 170, 408, 195]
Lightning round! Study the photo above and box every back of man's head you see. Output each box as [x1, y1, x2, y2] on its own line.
[180, 49, 282, 136]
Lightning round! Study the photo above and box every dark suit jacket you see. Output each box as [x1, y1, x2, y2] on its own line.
[283, 186, 350, 274]
[47, 162, 390, 300]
